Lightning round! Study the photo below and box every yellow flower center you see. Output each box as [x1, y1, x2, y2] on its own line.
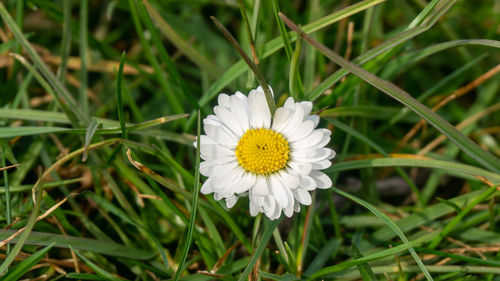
[235, 128, 290, 175]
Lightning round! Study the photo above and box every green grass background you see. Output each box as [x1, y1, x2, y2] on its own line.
[1, 0, 500, 280]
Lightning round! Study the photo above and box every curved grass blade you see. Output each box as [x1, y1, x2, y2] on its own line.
[173, 110, 202, 280]
[307, 230, 439, 280]
[0, 114, 188, 138]
[69, 246, 124, 281]
[0, 230, 152, 259]
[116, 52, 127, 139]
[83, 119, 100, 161]
[0, 139, 121, 274]
[326, 157, 500, 183]
[351, 243, 378, 281]
[303, 238, 341, 277]
[0, 2, 88, 125]
[428, 185, 498, 248]
[371, 189, 490, 243]
[308, 0, 457, 101]
[0, 243, 55, 281]
[329, 186, 433, 281]
[327, 118, 422, 205]
[281, 13, 500, 173]
[237, 217, 282, 281]
[66, 273, 105, 280]
[143, 0, 222, 77]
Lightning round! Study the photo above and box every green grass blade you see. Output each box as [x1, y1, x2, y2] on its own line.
[303, 238, 341, 277]
[83, 119, 100, 161]
[308, 0, 457, 101]
[66, 273, 106, 280]
[428, 185, 498, 248]
[330, 186, 432, 281]
[173, 110, 202, 280]
[0, 2, 88, 125]
[281, 14, 500, 173]
[371, 189, 490, 243]
[116, 52, 127, 139]
[351, 243, 378, 281]
[69, 246, 124, 281]
[197, 0, 386, 107]
[0, 143, 12, 249]
[272, 0, 293, 60]
[0, 243, 55, 281]
[127, 0, 184, 115]
[327, 157, 500, 183]
[56, 0, 72, 81]
[143, 0, 222, 77]
[307, 231, 439, 280]
[0, 230, 153, 259]
[79, 0, 89, 114]
[237, 217, 282, 281]
[289, 34, 302, 100]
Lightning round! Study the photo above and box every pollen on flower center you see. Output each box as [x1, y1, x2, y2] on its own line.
[235, 128, 290, 175]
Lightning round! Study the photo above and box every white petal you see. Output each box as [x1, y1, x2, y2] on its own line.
[200, 144, 234, 157]
[230, 95, 250, 132]
[271, 205, 282, 220]
[310, 171, 332, 189]
[199, 161, 217, 176]
[293, 129, 325, 149]
[200, 178, 214, 194]
[204, 123, 238, 148]
[288, 161, 312, 176]
[284, 207, 294, 218]
[248, 89, 271, 128]
[284, 97, 295, 109]
[287, 120, 315, 142]
[294, 200, 301, 212]
[300, 101, 313, 116]
[263, 195, 276, 219]
[311, 160, 331, 170]
[253, 176, 269, 196]
[225, 196, 238, 208]
[281, 103, 305, 137]
[211, 163, 240, 189]
[257, 85, 274, 96]
[307, 115, 320, 128]
[277, 171, 300, 189]
[272, 107, 293, 132]
[214, 106, 244, 137]
[270, 176, 289, 209]
[233, 173, 256, 194]
[327, 148, 336, 160]
[292, 148, 332, 162]
[249, 200, 260, 216]
[214, 192, 226, 201]
[200, 153, 236, 164]
[251, 193, 265, 207]
[198, 135, 217, 146]
[293, 188, 312, 205]
[235, 91, 249, 106]
[218, 94, 231, 107]
[311, 129, 332, 149]
[299, 175, 317, 191]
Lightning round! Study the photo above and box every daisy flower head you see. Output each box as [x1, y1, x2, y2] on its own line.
[197, 86, 335, 220]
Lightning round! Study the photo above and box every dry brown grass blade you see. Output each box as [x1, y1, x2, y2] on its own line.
[0, 197, 69, 248]
[418, 103, 500, 155]
[396, 64, 500, 152]
[0, 163, 20, 172]
[43, 54, 153, 75]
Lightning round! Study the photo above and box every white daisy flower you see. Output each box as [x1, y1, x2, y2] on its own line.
[196, 86, 335, 220]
